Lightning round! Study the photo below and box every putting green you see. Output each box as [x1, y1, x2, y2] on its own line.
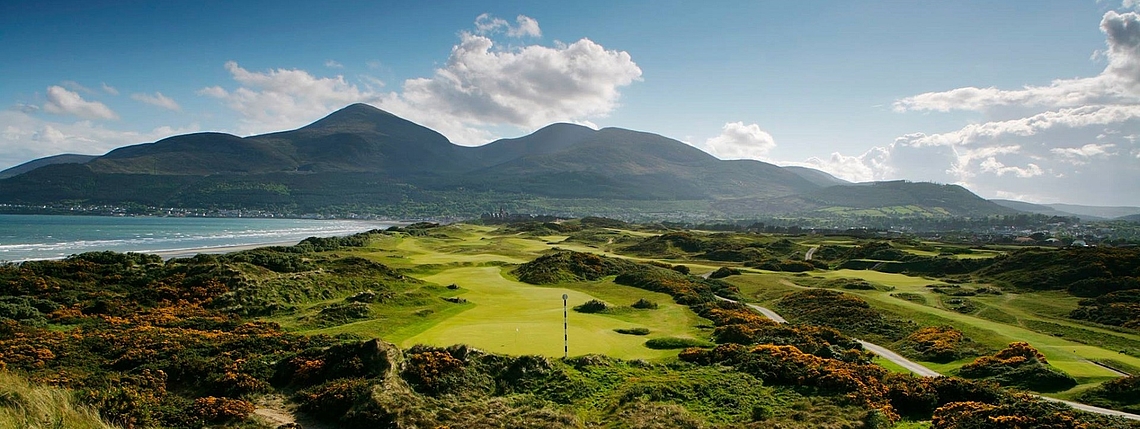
[400, 266, 703, 359]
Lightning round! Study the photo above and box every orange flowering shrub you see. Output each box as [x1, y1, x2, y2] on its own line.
[899, 325, 984, 363]
[932, 395, 1102, 429]
[190, 396, 255, 422]
[404, 351, 464, 393]
[680, 343, 897, 421]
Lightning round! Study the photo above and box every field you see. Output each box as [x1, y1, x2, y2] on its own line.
[276, 224, 710, 360]
[308, 224, 1138, 394]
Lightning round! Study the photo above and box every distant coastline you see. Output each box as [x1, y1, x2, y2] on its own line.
[0, 214, 402, 263]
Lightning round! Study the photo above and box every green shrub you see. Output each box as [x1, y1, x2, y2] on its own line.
[574, 299, 609, 313]
[630, 298, 658, 309]
[644, 337, 713, 349]
[708, 266, 741, 279]
[614, 328, 650, 336]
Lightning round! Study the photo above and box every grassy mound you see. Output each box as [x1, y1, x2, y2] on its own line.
[1079, 375, 1140, 413]
[957, 342, 1077, 392]
[898, 326, 987, 363]
[776, 289, 916, 343]
[514, 251, 639, 284]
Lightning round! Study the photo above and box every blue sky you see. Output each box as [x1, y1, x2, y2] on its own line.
[2, 1, 1138, 206]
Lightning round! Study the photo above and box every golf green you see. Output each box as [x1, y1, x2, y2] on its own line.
[400, 266, 700, 359]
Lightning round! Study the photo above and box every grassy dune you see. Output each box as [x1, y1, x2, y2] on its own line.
[0, 371, 118, 429]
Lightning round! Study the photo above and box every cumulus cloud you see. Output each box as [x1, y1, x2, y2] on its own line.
[325, 60, 343, 69]
[195, 14, 639, 144]
[1051, 143, 1116, 160]
[198, 61, 381, 135]
[42, 86, 118, 120]
[792, 147, 893, 183]
[60, 81, 93, 94]
[978, 157, 1044, 178]
[131, 92, 181, 111]
[0, 109, 198, 169]
[895, 10, 1140, 112]
[101, 83, 119, 95]
[878, 5, 1140, 204]
[395, 33, 640, 139]
[702, 122, 777, 160]
[474, 13, 542, 38]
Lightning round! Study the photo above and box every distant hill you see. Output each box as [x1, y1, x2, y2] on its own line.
[782, 166, 850, 187]
[757, 181, 1018, 217]
[1043, 203, 1140, 220]
[991, 199, 1100, 220]
[0, 104, 1012, 219]
[1118, 213, 1140, 223]
[0, 154, 96, 179]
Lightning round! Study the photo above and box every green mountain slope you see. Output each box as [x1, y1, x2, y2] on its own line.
[0, 104, 1013, 219]
[0, 153, 96, 179]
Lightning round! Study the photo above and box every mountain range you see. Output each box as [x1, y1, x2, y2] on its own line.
[0, 103, 1025, 219]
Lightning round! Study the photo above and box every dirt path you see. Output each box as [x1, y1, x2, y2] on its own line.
[252, 396, 336, 429]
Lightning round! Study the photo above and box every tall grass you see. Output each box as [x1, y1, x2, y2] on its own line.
[0, 371, 118, 429]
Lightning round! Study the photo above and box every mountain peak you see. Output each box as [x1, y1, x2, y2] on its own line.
[301, 103, 400, 132]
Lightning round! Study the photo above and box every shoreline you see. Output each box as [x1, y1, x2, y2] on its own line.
[153, 240, 304, 259]
[1, 218, 407, 263]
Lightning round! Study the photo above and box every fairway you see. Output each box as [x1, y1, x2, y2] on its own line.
[789, 271, 1140, 384]
[401, 266, 705, 359]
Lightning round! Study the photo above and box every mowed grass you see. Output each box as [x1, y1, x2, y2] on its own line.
[400, 266, 708, 360]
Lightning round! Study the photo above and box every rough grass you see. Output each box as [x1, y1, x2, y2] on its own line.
[0, 371, 118, 429]
[725, 266, 1140, 397]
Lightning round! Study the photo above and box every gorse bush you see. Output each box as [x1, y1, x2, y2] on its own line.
[644, 337, 713, 349]
[957, 342, 1077, 392]
[574, 299, 609, 313]
[899, 326, 987, 363]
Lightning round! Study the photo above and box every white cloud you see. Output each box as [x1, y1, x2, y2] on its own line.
[395, 33, 640, 140]
[197, 86, 228, 98]
[101, 83, 119, 95]
[42, 86, 118, 120]
[895, 11, 1140, 113]
[195, 15, 639, 145]
[0, 110, 198, 169]
[130, 92, 181, 111]
[60, 81, 93, 94]
[325, 60, 343, 69]
[474, 13, 542, 38]
[702, 122, 776, 160]
[789, 146, 893, 183]
[895, 105, 1140, 147]
[198, 61, 381, 135]
[978, 157, 1044, 178]
[1050, 143, 1116, 159]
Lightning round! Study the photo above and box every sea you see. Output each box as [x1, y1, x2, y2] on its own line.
[0, 214, 395, 263]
